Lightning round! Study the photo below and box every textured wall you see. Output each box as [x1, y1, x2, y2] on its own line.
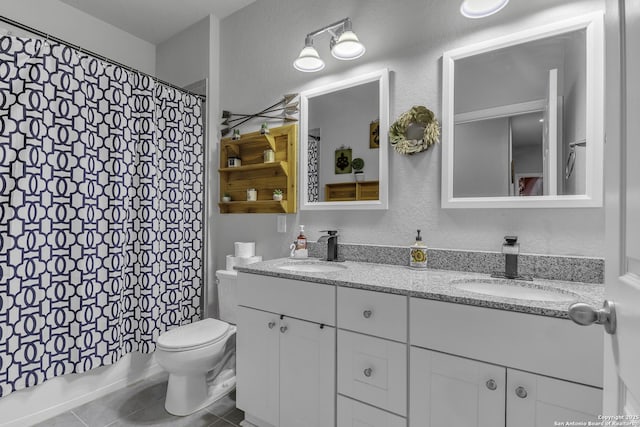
[0, 0, 156, 74]
[156, 16, 211, 87]
[214, 0, 605, 268]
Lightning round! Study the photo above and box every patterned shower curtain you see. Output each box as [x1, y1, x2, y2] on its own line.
[0, 36, 203, 397]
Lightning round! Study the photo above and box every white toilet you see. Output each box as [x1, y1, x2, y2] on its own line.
[155, 269, 238, 416]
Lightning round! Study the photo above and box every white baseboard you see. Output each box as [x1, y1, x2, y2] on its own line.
[0, 353, 164, 427]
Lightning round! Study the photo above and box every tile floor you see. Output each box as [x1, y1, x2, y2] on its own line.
[34, 373, 244, 427]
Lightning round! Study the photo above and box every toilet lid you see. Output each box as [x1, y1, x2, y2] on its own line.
[157, 318, 230, 351]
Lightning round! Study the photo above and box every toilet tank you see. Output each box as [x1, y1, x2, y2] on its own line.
[216, 269, 238, 325]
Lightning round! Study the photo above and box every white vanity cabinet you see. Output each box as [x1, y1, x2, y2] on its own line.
[236, 273, 336, 427]
[409, 298, 603, 427]
[336, 287, 408, 426]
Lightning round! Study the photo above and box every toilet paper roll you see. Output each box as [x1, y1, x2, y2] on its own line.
[234, 242, 255, 257]
[226, 255, 238, 271]
[226, 255, 263, 270]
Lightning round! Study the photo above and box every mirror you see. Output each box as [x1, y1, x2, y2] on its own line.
[299, 69, 389, 210]
[442, 12, 604, 208]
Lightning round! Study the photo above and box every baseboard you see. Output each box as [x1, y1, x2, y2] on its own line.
[0, 354, 163, 427]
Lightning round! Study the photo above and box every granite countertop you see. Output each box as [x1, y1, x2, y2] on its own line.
[235, 258, 605, 319]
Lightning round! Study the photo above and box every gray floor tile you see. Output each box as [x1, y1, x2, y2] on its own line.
[204, 392, 237, 417]
[73, 377, 168, 426]
[212, 419, 237, 427]
[107, 399, 221, 427]
[33, 411, 88, 427]
[220, 408, 244, 425]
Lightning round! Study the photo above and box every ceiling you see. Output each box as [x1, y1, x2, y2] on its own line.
[59, 0, 256, 44]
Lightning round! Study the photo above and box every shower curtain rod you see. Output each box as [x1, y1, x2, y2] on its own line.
[0, 15, 206, 100]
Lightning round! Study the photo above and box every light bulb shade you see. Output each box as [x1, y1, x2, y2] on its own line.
[460, 0, 509, 18]
[330, 30, 366, 60]
[293, 45, 325, 72]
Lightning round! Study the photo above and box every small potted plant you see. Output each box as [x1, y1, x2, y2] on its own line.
[352, 158, 365, 182]
[222, 193, 231, 202]
[273, 189, 283, 201]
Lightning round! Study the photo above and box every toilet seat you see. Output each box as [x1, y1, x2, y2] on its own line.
[157, 318, 230, 352]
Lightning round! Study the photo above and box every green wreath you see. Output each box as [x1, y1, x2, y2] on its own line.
[389, 106, 440, 155]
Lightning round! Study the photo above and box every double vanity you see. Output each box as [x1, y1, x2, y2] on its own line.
[235, 258, 604, 427]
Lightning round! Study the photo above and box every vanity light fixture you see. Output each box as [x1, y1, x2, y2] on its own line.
[460, 0, 509, 19]
[293, 18, 365, 72]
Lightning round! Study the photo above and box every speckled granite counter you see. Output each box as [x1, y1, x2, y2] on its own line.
[235, 258, 604, 319]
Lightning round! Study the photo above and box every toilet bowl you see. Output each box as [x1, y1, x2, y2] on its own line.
[155, 270, 238, 416]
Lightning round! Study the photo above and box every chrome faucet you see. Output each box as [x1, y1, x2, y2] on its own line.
[492, 236, 531, 280]
[317, 230, 340, 261]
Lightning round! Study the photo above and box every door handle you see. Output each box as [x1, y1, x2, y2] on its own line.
[568, 300, 616, 335]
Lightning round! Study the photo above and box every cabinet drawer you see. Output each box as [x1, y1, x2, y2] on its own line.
[337, 287, 407, 342]
[238, 272, 335, 325]
[337, 395, 406, 427]
[410, 298, 603, 387]
[337, 330, 407, 416]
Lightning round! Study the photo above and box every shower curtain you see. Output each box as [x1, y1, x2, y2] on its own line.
[0, 36, 203, 397]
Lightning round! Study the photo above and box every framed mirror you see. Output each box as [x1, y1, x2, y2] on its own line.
[441, 12, 604, 208]
[299, 69, 389, 210]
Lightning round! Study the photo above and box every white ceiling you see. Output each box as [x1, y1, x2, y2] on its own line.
[58, 0, 256, 44]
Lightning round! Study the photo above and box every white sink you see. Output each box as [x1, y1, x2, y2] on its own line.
[278, 262, 348, 273]
[452, 279, 578, 302]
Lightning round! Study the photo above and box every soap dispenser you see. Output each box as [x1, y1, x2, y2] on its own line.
[296, 225, 307, 250]
[409, 229, 428, 269]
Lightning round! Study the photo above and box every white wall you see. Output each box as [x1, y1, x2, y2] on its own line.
[455, 41, 565, 114]
[0, 0, 155, 74]
[562, 31, 588, 195]
[309, 81, 380, 200]
[454, 118, 510, 197]
[215, 0, 605, 264]
[156, 16, 211, 88]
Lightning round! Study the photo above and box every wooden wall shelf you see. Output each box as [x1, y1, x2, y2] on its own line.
[218, 200, 287, 214]
[325, 181, 379, 202]
[219, 124, 297, 213]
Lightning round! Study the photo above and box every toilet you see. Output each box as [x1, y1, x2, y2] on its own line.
[155, 269, 238, 416]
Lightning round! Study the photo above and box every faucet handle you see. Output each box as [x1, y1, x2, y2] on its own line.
[320, 230, 338, 236]
[504, 236, 518, 245]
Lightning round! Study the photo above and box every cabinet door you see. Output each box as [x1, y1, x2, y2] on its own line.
[236, 307, 280, 426]
[507, 369, 602, 427]
[279, 317, 335, 427]
[410, 347, 506, 427]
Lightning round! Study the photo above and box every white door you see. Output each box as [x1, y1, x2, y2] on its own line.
[236, 307, 280, 426]
[279, 317, 335, 427]
[602, 0, 640, 416]
[542, 68, 558, 196]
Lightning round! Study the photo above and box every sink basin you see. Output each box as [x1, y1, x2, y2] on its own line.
[277, 262, 348, 273]
[452, 279, 578, 302]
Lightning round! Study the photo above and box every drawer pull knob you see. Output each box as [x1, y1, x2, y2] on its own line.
[363, 368, 373, 377]
[486, 379, 497, 391]
[515, 386, 528, 399]
[363, 310, 373, 319]
[268, 321, 276, 329]
[280, 326, 288, 333]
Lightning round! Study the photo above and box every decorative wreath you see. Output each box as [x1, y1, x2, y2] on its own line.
[389, 106, 440, 155]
